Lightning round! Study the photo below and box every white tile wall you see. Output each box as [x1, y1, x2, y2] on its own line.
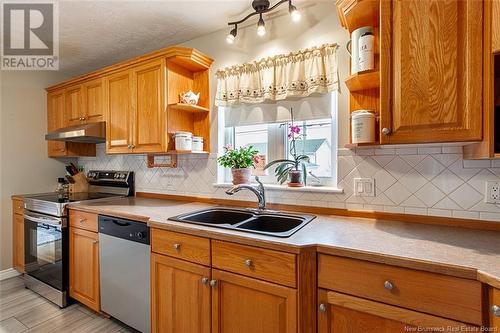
[78, 144, 500, 223]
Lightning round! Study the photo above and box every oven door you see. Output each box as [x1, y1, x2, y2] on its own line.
[24, 211, 67, 291]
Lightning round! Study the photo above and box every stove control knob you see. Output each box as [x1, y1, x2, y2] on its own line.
[120, 173, 126, 179]
[136, 231, 146, 239]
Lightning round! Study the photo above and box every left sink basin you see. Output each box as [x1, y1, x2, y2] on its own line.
[173, 208, 253, 226]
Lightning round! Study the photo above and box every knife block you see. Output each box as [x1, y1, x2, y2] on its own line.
[69, 172, 89, 193]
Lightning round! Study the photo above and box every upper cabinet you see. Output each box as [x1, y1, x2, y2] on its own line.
[381, 0, 482, 144]
[493, 0, 500, 53]
[46, 46, 213, 157]
[338, 0, 483, 146]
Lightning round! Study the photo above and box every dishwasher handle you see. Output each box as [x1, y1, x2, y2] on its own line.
[98, 215, 150, 245]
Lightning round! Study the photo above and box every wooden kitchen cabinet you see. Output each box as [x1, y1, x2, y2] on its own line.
[379, 0, 483, 144]
[69, 225, 100, 312]
[211, 269, 297, 333]
[151, 253, 211, 333]
[104, 68, 133, 154]
[12, 198, 24, 273]
[491, 288, 500, 330]
[317, 290, 473, 333]
[47, 89, 96, 157]
[493, 0, 500, 53]
[131, 59, 166, 153]
[65, 84, 83, 126]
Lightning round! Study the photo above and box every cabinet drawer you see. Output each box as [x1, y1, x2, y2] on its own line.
[318, 255, 483, 325]
[12, 198, 24, 215]
[69, 210, 98, 232]
[212, 240, 296, 288]
[151, 229, 210, 266]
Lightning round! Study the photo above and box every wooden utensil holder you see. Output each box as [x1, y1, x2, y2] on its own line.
[69, 172, 89, 193]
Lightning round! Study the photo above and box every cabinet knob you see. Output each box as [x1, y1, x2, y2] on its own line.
[492, 305, 500, 317]
[319, 303, 327, 313]
[131, 144, 135, 149]
[92, 240, 99, 244]
[201, 277, 209, 285]
[173, 243, 181, 251]
[384, 280, 394, 291]
[244, 259, 253, 267]
[79, 218, 86, 224]
[381, 128, 391, 136]
[209, 279, 217, 288]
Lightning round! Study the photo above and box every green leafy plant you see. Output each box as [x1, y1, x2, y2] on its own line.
[265, 109, 309, 185]
[217, 144, 259, 169]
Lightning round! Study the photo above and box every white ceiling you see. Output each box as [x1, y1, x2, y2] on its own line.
[58, 1, 254, 76]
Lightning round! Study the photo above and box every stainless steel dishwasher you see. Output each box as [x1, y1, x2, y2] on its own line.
[98, 215, 150, 333]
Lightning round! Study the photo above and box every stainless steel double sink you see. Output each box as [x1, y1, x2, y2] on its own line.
[168, 208, 315, 238]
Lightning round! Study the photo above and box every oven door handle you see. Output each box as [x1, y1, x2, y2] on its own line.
[24, 213, 62, 227]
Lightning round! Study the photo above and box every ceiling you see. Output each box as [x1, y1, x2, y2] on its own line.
[58, 1, 254, 76]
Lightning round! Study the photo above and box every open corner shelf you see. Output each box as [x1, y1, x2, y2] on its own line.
[168, 103, 209, 113]
[345, 70, 380, 92]
[336, 0, 380, 32]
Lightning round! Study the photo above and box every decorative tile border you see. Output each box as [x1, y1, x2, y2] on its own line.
[78, 144, 500, 223]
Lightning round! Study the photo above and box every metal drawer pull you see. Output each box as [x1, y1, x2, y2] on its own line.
[173, 243, 181, 251]
[319, 303, 327, 312]
[244, 259, 253, 267]
[79, 219, 86, 224]
[93, 240, 99, 244]
[209, 280, 217, 288]
[201, 277, 209, 285]
[384, 280, 394, 291]
[492, 305, 500, 317]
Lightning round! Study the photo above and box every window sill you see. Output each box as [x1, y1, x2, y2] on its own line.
[213, 183, 344, 194]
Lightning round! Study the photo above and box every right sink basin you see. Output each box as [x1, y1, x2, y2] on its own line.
[169, 208, 315, 238]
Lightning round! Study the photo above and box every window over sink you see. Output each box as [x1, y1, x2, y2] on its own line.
[218, 93, 338, 188]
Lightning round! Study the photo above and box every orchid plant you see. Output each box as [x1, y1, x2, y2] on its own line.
[265, 109, 310, 185]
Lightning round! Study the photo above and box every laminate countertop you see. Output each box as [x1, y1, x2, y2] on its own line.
[68, 196, 500, 289]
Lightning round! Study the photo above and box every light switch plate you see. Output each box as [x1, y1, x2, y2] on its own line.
[485, 180, 500, 203]
[354, 178, 375, 197]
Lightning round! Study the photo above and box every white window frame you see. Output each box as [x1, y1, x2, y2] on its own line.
[216, 92, 339, 190]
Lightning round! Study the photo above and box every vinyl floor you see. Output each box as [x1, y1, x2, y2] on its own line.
[0, 276, 137, 333]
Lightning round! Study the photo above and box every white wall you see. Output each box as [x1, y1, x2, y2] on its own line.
[181, 1, 350, 150]
[0, 71, 70, 270]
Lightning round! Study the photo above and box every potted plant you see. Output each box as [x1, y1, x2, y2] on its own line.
[218, 144, 259, 185]
[265, 111, 309, 187]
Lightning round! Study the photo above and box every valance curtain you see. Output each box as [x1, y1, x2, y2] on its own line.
[215, 43, 339, 107]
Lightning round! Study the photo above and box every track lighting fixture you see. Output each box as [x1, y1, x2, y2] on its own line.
[225, 0, 300, 43]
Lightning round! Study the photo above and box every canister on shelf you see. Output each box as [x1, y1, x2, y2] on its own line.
[351, 110, 376, 144]
[192, 136, 204, 152]
[174, 131, 193, 151]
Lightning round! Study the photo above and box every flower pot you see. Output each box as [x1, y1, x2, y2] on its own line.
[231, 168, 252, 185]
[288, 170, 304, 187]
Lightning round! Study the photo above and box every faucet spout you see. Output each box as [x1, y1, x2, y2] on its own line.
[225, 176, 266, 210]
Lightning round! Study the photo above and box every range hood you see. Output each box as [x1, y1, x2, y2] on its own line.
[45, 122, 106, 143]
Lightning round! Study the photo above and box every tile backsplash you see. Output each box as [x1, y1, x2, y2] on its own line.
[79, 144, 500, 222]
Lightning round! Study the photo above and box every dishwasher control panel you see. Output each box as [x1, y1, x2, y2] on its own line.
[98, 215, 150, 245]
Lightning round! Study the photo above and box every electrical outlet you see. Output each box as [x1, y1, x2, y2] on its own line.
[485, 181, 500, 203]
[354, 178, 375, 197]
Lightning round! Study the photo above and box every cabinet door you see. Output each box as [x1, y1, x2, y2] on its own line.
[82, 78, 104, 123]
[12, 213, 24, 273]
[69, 227, 100, 312]
[47, 89, 67, 156]
[151, 253, 210, 333]
[491, 288, 500, 331]
[104, 69, 133, 154]
[381, 0, 482, 144]
[317, 290, 473, 333]
[65, 84, 83, 126]
[131, 59, 166, 153]
[493, 0, 500, 53]
[212, 269, 296, 333]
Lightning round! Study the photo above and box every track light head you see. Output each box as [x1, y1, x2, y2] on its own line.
[226, 26, 237, 44]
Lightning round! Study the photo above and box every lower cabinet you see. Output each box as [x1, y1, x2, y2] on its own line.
[317, 289, 472, 333]
[491, 288, 500, 330]
[69, 226, 100, 312]
[151, 253, 211, 333]
[211, 269, 296, 333]
[150, 230, 299, 333]
[12, 198, 24, 272]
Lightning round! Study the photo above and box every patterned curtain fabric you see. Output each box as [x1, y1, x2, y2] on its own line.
[215, 43, 339, 107]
